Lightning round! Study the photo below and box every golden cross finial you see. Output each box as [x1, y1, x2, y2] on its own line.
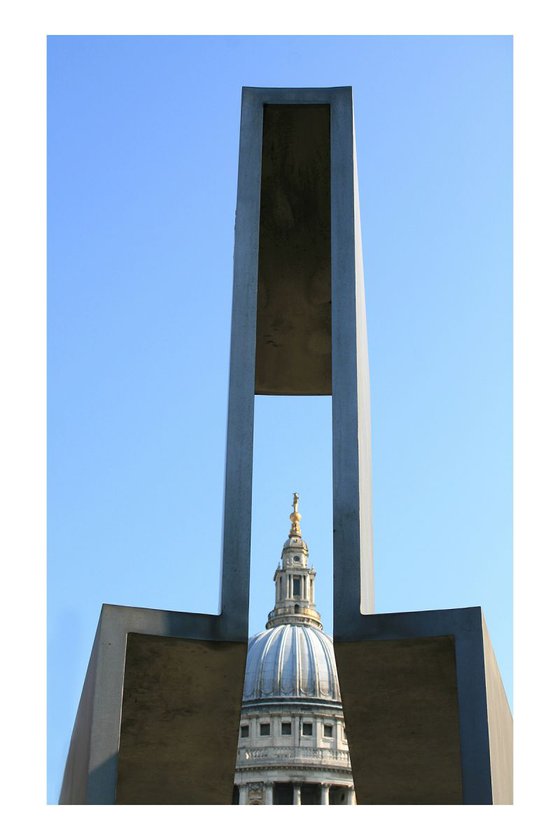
[289, 491, 302, 536]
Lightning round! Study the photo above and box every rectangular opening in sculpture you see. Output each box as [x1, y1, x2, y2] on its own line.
[255, 104, 332, 396]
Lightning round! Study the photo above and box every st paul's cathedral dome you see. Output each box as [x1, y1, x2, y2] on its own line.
[233, 495, 355, 805]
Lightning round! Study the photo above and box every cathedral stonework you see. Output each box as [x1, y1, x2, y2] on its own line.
[233, 496, 356, 805]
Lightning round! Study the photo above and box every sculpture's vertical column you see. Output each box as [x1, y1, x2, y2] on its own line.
[218, 89, 263, 639]
[330, 88, 374, 627]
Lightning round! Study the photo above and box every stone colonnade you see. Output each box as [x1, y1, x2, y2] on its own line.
[237, 782, 355, 805]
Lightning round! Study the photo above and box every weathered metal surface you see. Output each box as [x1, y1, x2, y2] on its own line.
[334, 607, 512, 804]
[481, 614, 513, 804]
[255, 104, 332, 395]
[117, 634, 247, 804]
[336, 635, 463, 804]
[234, 85, 375, 615]
[60, 605, 248, 804]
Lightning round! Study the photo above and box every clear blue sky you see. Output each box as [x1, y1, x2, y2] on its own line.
[47, 35, 512, 804]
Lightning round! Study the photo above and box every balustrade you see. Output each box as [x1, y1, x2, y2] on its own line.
[237, 745, 351, 767]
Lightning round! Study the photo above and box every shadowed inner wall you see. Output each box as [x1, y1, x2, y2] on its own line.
[256, 104, 332, 396]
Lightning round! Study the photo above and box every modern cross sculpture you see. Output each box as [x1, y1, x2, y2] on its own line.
[60, 87, 512, 805]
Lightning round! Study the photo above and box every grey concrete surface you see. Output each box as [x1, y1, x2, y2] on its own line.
[336, 635, 463, 804]
[117, 633, 247, 804]
[59, 605, 247, 804]
[330, 87, 375, 618]
[231, 85, 375, 614]
[482, 614, 513, 803]
[334, 607, 512, 804]
[255, 103, 332, 395]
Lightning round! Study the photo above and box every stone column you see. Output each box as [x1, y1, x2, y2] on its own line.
[346, 787, 356, 805]
[265, 783, 273, 805]
[293, 783, 302, 805]
[320, 783, 330, 805]
[238, 784, 248, 805]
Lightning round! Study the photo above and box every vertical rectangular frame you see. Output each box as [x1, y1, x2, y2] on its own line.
[237, 85, 375, 635]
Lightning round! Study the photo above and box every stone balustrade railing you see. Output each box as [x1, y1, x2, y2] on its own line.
[237, 746, 352, 768]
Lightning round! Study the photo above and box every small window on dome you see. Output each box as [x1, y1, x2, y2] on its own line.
[293, 555, 300, 562]
[323, 724, 333, 738]
[293, 577, 301, 596]
[240, 725, 249, 738]
[281, 722, 291, 735]
[302, 722, 313, 737]
[260, 722, 270, 736]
